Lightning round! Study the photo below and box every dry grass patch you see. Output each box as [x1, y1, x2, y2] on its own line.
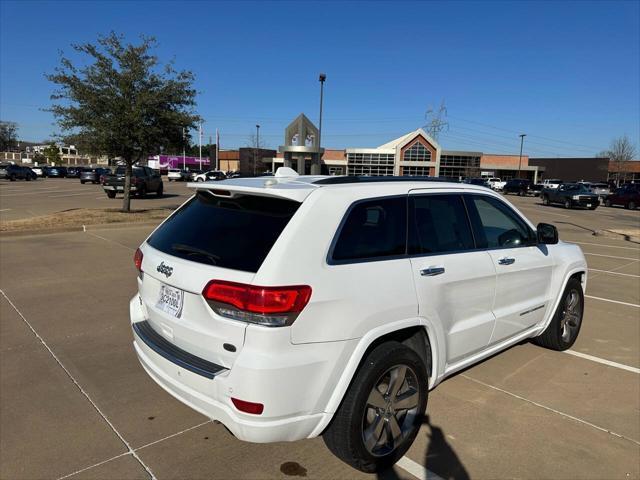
[0, 207, 174, 233]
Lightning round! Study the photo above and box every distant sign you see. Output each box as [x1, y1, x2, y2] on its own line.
[148, 155, 210, 169]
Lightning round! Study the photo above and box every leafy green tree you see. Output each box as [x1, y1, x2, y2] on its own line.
[46, 32, 200, 211]
[43, 143, 61, 164]
[0, 121, 18, 151]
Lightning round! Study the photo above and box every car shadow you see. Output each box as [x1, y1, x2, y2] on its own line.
[130, 193, 182, 200]
[377, 415, 469, 480]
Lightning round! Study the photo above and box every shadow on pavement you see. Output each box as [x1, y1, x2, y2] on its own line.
[377, 415, 469, 480]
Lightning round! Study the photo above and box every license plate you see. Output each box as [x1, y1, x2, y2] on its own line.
[155, 284, 184, 318]
[587, 203, 592, 207]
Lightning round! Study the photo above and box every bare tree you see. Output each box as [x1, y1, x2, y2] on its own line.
[0, 121, 18, 151]
[602, 135, 637, 185]
[424, 101, 449, 141]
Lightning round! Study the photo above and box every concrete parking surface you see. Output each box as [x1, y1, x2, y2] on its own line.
[0, 185, 638, 479]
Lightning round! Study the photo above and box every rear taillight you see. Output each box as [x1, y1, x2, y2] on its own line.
[231, 397, 264, 415]
[134, 248, 143, 272]
[202, 280, 311, 327]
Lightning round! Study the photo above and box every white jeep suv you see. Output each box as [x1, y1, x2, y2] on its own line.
[130, 170, 587, 472]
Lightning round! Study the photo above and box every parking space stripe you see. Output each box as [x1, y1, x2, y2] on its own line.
[572, 241, 640, 251]
[397, 456, 445, 480]
[461, 374, 640, 446]
[588, 268, 640, 278]
[585, 295, 640, 308]
[563, 350, 640, 374]
[584, 252, 639, 261]
[0, 290, 156, 480]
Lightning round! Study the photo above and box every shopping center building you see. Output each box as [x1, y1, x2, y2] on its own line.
[262, 114, 544, 182]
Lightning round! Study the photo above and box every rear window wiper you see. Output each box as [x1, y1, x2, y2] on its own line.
[171, 243, 220, 265]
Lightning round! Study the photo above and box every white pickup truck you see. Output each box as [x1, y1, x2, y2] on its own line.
[542, 179, 563, 189]
[487, 177, 506, 190]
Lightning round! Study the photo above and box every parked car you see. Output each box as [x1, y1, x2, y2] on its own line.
[0, 164, 31, 181]
[529, 183, 544, 197]
[99, 168, 112, 185]
[167, 168, 190, 181]
[604, 184, 639, 210]
[66, 166, 84, 178]
[46, 166, 68, 178]
[463, 178, 490, 188]
[589, 182, 611, 199]
[541, 183, 599, 210]
[24, 167, 37, 180]
[193, 170, 226, 182]
[130, 172, 587, 473]
[503, 178, 531, 196]
[31, 166, 45, 177]
[80, 167, 108, 184]
[487, 177, 506, 190]
[541, 179, 563, 189]
[102, 166, 163, 198]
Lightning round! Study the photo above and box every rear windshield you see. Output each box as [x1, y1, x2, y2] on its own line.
[147, 192, 300, 272]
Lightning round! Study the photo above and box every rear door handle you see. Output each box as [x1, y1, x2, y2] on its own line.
[420, 266, 445, 276]
[498, 257, 515, 265]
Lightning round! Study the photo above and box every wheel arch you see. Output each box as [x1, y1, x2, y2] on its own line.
[310, 318, 443, 439]
[536, 264, 587, 335]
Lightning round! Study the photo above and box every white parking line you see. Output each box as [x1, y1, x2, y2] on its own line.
[461, 374, 640, 446]
[588, 268, 640, 278]
[0, 290, 156, 480]
[397, 456, 445, 480]
[563, 350, 640, 374]
[0, 208, 11, 212]
[572, 241, 640, 251]
[584, 252, 639, 261]
[48, 191, 102, 198]
[585, 295, 640, 308]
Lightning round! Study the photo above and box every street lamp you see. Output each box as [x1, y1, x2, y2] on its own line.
[255, 124, 260, 175]
[518, 134, 527, 179]
[318, 73, 326, 152]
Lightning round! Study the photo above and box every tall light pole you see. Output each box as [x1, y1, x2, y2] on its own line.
[182, 127, 186, 170]
[518, 133, 526, 179]
[318, 73, 326, 166]
[198, 123, 203, 170]
[255, 124, 260, 175]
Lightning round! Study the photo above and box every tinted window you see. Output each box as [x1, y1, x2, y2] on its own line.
[148, 192, 299, 272]
[409, 195, 474, 254]
[332, 197, 406, 262]
[468, 195, 533, 248]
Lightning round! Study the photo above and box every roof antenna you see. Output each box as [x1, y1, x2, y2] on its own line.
[275, 167, 299, 178]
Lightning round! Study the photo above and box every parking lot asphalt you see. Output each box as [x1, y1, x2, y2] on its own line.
[0, 178, 192, 222]
[0, 186, 638, 480]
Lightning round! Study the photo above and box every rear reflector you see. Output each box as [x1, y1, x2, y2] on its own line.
[134, 248, 143, 272]
[202, 280, 311, 327]
[231, 397, 264, 415]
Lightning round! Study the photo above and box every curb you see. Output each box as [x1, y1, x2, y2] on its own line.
[0, 220, 162, 238]
[594, 229, 640, 244]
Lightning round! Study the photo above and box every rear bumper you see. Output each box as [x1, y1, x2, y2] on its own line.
[129, 295, 348, 443]
[569, 198, 600, 207]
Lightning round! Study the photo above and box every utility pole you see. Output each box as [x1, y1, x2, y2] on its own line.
[182, 127, 186, 170]
[518, 134, 526, 179]
[215, 128, 219, 171]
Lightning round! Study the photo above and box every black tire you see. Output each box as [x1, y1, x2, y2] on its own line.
[80, 180, 86, 184]
[542, 195, 550, 206]
[323, 341, 428, 473]
[106, 190, 116, 199]
[532, 278, 584, 351]
[197, 177, 204, 182]
[9, 174, 15, 182]
[564, 199, 571, 209]
[589, 206, 597, 210]
[25, 175, 31, 181]
[604, 199, 612, 207]
[628, 201, 637, 210]
[156, 183, 163, 197]
[137, 185, 147, 197]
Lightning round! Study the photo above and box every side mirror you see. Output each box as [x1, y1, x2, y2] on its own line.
[537, 223, 558, 245]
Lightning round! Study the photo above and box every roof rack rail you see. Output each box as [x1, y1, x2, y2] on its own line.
[313, 176, 456, 185]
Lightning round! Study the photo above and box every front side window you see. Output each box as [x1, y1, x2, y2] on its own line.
[331, 197, 406, 262]
[468, 195, 534, 249]
[408, 195, 474, 255]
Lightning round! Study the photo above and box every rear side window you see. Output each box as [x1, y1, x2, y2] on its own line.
[408, 195, 474, 254]
[147, 192, 299, 272]
[331, 196, 406, 262]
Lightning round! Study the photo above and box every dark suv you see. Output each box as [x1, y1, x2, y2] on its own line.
[604, 184, 639, 210]
[0, 164, 31, 181]
[503, 179, 531, 196]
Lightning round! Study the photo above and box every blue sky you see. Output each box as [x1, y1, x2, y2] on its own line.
[1, 0, 638, 157]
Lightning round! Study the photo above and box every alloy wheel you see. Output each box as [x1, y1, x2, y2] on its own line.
[362, 365, 420, 457]
[560, 289, 582, 342]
